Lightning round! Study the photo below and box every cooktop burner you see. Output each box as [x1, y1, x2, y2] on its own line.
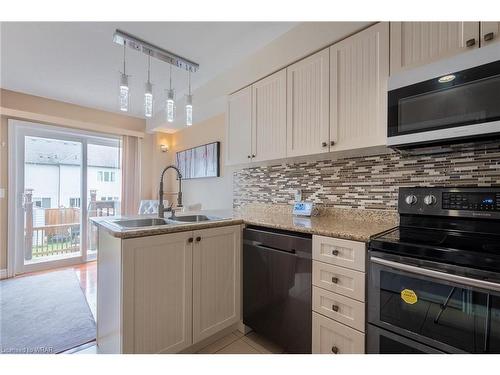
[370, 187, 500, 273]
[370, 226, 500, 272]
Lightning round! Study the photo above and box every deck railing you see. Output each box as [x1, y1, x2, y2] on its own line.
[24, 189, 119, 260]
[31, 223, 80, 258]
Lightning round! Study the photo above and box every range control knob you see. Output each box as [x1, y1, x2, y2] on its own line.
[424, 195, 437, 206]
[405, 195, 418, 205]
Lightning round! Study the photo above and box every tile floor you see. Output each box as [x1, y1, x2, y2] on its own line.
[197, 330, 284, 354]
[72, 330, 284, 354]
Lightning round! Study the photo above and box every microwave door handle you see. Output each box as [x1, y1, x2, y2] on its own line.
[371, 257, 500, 293]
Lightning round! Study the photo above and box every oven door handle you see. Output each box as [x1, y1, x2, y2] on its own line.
[371, 256, 500, 293]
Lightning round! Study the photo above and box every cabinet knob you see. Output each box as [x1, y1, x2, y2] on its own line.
[332, 304, 339, 312]
[331, 276, 339, 284]
[247, 155, 251, 159]
[322, 142, 328, 147]
[331, 346, 339, 354]
[251, 154, 256, 158]
[196, 236, 201, 242]
[188, 237, 193, 243]
[331, 249, 339, 256]
[330, 141, 335, 146]
[484, 32, 494, 41]
[466, 38, 476, 47]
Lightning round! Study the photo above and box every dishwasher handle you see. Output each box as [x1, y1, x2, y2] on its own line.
[253, 242, 296, 255]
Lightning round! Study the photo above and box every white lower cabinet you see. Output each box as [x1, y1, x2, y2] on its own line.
[97, 225, 242, 354]
[311, 235, 367, 354]
[122, 231, 193, 354]
[192, 226, 241, 343]
[312, 312, 365, 354]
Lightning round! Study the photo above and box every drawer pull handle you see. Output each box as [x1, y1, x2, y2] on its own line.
[188, 237, 194, 243]
[484, 32, 494, 41]
[332, 304, 339, 312]
[196, 236, 201, 242]
[331, 276, 339, 284]
[331, 249, 339, 256]
[331, 346, 339, 354]
[466, 38, 476, 47]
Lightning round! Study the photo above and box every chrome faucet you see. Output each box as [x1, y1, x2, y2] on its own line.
[158, 165, 183, 218]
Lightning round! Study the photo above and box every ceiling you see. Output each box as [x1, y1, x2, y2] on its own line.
[1, 22, 298, 123]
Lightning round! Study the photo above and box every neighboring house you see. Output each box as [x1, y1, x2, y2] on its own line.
[24, 137, 122, 209]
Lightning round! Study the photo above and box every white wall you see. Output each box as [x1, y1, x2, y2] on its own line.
[166, 114, 232, 210]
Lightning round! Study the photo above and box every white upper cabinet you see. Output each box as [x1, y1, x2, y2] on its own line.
[192, 225, 241, 344]
[226, 86, 252, 165]
[252, 69, 287, 162]
[286, 48, 330, 157]
[390, 22, 479, 74]
[481, 22, 500, 47]
[330, 22, 389, 151]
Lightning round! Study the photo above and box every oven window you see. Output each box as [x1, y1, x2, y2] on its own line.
[398, 75, 500, 134]
[379, 270, 500, 353]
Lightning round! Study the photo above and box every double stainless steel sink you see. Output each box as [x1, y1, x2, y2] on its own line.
[112, 214, 223, 229]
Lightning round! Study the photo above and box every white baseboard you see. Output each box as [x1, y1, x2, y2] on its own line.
[0, 269, 7, 280]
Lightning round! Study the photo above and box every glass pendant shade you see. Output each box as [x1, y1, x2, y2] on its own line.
[119, 73, 129, 112]
[166, 88, 175, 122]
[185, 94, 193, 126]
[144, 81, 153, 118]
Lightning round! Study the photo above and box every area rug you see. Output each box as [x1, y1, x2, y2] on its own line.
[0, 269, 96, 354]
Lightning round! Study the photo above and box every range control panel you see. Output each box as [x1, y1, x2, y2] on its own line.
[442, 192, 500, 211]
[398, 187, 500, 219]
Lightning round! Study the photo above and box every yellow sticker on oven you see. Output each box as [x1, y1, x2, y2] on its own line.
[401, 289, 418, 305]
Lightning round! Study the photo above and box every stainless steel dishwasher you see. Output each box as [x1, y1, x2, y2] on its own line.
[243, 225, 312, 354]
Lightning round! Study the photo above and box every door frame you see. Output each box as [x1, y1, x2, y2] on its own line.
[7, 120, 121, 276]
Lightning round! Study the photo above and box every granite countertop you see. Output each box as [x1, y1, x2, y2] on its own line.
[92, 205, 398, 243]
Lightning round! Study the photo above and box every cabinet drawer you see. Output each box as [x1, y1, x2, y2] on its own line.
[312, 312, 365, 354]
[313, 235, 366, 271]
[312, 261, 365, 301]
[312, 286, 365, 332]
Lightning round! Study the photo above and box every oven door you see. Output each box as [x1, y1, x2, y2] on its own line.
[367, 324, 445, 354]
[368, 251, 500, 353]
[387, 58, 500, 148]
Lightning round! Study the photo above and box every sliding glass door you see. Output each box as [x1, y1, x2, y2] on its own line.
[9, 120, 122, 274]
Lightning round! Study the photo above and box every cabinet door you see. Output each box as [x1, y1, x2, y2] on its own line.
[226, 86, 252, 165]
[481, 22, 500, 47]
[286, 48, 330, 157]
[312, 312, 365, 354]
[121, 232, 193, 354]
[252, 69, 287, 162]
[390, 22, 479, 74]
[192, 225, 241, 343]
[330, 22, 389, 151]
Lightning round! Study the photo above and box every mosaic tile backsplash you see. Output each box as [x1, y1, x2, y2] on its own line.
[233, 140, 500, 210]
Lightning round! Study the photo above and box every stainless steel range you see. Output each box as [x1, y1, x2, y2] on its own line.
[367, 187, 500, 353]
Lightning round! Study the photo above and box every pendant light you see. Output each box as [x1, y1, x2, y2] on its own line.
[144, 55, 153, 118]
[166, 65, 175, 122]
[119, 45, 129, 112]
[185, 70, 193, 126]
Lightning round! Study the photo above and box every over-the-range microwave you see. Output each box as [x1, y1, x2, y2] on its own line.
[387, 42, 500, 149]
